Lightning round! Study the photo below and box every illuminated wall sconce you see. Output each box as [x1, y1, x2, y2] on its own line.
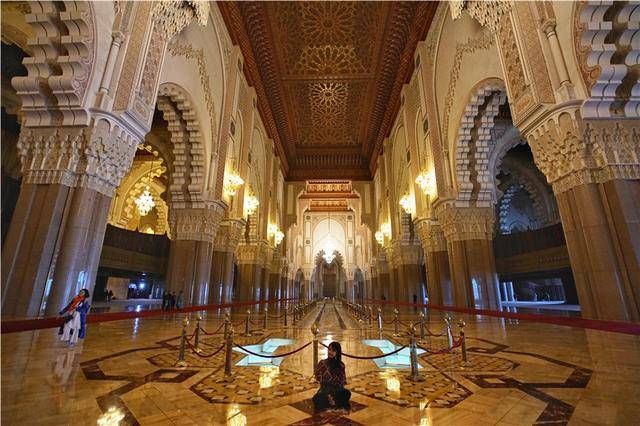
[399, 194, 416, 215]
[244, 193, 259, 216]
[381, 222, 391, 238]
[223, 171, 244, 197]
[268, 223, 285, 246]
[415, 170, 436, 196]
[375, 231, 384, 246]
[274, 230, 284, 246]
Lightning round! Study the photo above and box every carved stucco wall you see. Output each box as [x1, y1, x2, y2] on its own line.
[433, 12, 504, 190]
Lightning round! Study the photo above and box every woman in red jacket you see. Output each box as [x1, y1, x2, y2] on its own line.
[313, 341, 351, 411]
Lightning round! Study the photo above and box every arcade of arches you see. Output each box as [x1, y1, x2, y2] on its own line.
[1, 1, 639, 425]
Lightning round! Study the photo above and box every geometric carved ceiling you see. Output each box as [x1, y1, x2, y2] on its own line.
[218, 1, 438, 180]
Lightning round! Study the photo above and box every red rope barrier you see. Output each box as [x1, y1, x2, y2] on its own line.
[362, 298, 640, 336]
[416, 337, 463, 356]
[186, 339, 226, 358]
[1, 298, 301, 334]
[319, 342, 409, 360]
[233, 341, 312, 358]
[249, 319, 263, 326]
[199, 322, 225, 336]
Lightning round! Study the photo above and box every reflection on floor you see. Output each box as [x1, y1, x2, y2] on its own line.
[2, 301, 639, 425]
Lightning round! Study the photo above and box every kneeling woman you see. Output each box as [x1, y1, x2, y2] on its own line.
[313, 341, 351, 411]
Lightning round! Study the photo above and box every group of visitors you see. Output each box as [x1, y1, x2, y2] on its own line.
[162, 290, 184, 310]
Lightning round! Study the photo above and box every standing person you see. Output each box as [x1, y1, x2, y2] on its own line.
[58, 289, 91, 346]
[162, 291, 168, 311]
[313, 341, 351, 411]
[176, 290, 184, 310]
[170, 292, 176, 310]
[108, 289, 114, 302]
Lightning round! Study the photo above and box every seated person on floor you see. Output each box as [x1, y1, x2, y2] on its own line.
[313, 341, 351, 411]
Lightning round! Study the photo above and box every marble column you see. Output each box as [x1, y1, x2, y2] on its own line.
[2, 124, 139, 318]
[415, 219, 453, 306]
[436, 204, 500, 310]
[210, 219, 246, 304]
[376, 253, 391, 301]
[526, 114, 640, 321]
[391, 243, 424, 303]
[166, 203, 225, 306]
[236, 241, 269, 302]
[554, 179, 640, 320]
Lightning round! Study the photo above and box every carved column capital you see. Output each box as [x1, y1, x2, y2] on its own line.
[414, 219, 447, 252]
[169, 202, 225, 242]
[525, 106, 640, 194]
[16, 116, 140, 196]
[236, 240, 271, 266]
[391, 243, 423, 266]
[435, 202, 495, 242]
[213, 218, 246, 252]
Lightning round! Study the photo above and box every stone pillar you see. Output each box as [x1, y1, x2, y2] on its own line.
[2, 123, 139, 318]
[415, 219, 453, 306]
[391, 243, 423, 303]
[436, 204, 500, 310]
[166, 203, 225, 306]
[236, 241, 269, 302]
[376, 252, 391, 301]
[526, 113, 640, 321]
[211, 219, 246, 303]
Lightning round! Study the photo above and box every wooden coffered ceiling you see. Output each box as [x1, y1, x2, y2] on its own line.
[218, 1, 437, 181]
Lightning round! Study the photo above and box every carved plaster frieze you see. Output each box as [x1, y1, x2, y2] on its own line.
[213, 218, 246, 252]
[12, 2, 95, 127]
[525, 105, 640, 194]
[414, 219, 447, 252]
[434, 202, 494, 242]
[152, 1, 210, 41]
[390, 243, 423, 266]
[17, 116, 140, 196]
[236, 240, 271, 266]
[460, 1, 512, 34]
[168, 201, 225, 242]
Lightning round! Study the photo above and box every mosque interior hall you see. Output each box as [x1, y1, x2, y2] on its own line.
[1, 1, 639, 425]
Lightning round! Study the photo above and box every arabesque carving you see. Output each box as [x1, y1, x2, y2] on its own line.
[168, 201, 225, 242]
[526, 106, 640, 194]
[213, 219, 246, 253]
[17, 117, 139, 196]
[434, 202, 494, 242]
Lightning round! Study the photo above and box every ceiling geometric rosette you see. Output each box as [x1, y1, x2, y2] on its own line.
[219, 1, 437, 180]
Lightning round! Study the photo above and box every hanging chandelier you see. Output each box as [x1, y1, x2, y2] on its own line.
[415, 170, 436, 196]
[223, 171, 244, 197]
[399, 193, 416, 215]
[323, 211, 336, 263]
[135, 186, 155, 216]
[244, 193, 259, 215]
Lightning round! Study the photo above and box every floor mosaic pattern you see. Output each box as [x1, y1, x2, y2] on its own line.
[2, 302, 639, 425]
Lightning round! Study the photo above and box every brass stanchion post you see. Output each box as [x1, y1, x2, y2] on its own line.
[223, 312, 230, 338]
[224, 325, 234, 380]
[409, 323, 423, 382]
[175, 317, 189, 367]
[445, 314, 453, 349]
[393, 308, 401, 336]
[368, 306, 373, 327]
[419, 311, 425, 340]
[377, 307, 383, 333]
[311, 322, 319, 382]
[244, 309, 252, 336]
[263, 307, 268, 329]
[194, 315, 202, 353]
[458, 319, 468, 363]
[284, 306, 288, 327]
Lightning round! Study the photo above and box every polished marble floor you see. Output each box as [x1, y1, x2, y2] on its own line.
[2, 301, 639, 425]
